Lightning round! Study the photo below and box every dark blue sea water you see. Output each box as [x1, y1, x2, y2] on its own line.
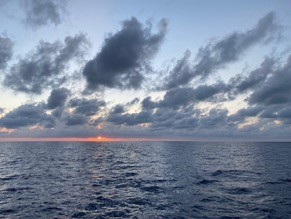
[0, 142, 290, 218]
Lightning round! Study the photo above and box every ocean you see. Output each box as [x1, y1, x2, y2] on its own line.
[0, 142, 290, 218]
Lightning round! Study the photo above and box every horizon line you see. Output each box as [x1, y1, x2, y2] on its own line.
[0, 137, 291, 143]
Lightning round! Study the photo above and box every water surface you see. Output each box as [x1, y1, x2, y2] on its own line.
[0, 142, 290, 218]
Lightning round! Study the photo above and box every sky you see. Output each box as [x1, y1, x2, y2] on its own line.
[0, 0, 291, 141]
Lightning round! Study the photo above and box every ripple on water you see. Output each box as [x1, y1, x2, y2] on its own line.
[196, 179, 218, 185]
[266, 178, 291, 185]
[71, 211, 86, 218]
[84, 203, 99, 211]
[95, 196, 121, 207]
[0, 174, 19, 181]
[226, 187, 252, 195]
[140, 185, 165, 193]
[211, 169, 257, 177]
[124, 172, 138, 177]
[0, 142, 290, 218]
[104, 210, 130, 218]
[126, 197, 151, 206]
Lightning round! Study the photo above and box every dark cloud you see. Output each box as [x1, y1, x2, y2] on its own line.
[47, 88, 70, 109]
[110, 104, 125, 114]
[229, 57, 274, 93]
[0, 104, 55, 129]
[141, 96, 156, 110]
[0, 107, 4, 114]
[248, 55, 291, 105]
[150, 107, 199, 130]
[107, 102, 233, 132]
[83, 17, 167, 91]
[107, 111, 152, 126]
[199, 108, 230, 129]
[231, 106, 263, 121]
[231, 104, 291, 127]
[64, 114, 88, 126]
[127, 97, 140, 106]
[4, 33, 89, 94]
[162, 12, 279, 89]
[160, 83, 229, 108]
[143, 82, 229, 110]
[23, 0, 67, 29]
[51, 106, 64, 118]
[61, 97, 106, 126]
[69, 98, 106, 116]
[0, 35, 13, 69]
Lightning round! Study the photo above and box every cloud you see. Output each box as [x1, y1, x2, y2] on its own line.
[22, 0, 67, 29]
[107, 102, 233, 132]
[142, 82, 229, 110]
[160, 83, 229, 108]
[3, 33, 89, 94]
[64, 113, 88, 126]
[248, 55, 291, 105]
[162, 12, 279, 89]
[47, 88, 70, 109]
[61, 97, 106, 126]
[107, 111, 152, 126]
[229, 57, 274, 93]
[0, 35, 13, 70]
[83, 17, 167, 91]
[0, 104, 54, 129]
[110, 104, 125, 114]
[69, 98, 106, 116]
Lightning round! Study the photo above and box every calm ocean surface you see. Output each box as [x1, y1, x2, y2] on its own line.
[0, 142, 290, 218]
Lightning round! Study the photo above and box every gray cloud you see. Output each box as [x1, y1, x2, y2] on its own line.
[61, 97, 106, 126]
[106, 103, 233, 132]
[229, 57, 274, 93]
[4, 33, 89, 94]
[64, 114, 88, 126]
[143, 82, 229, 110]
[231, 104, 291, 126]
[23, 0, 67, 29]
[160, 83, 229, 108]
[231, 106, 263, 121]
[110, 104, 125, 114]
[47, 88, 70, 109]
[248, 55, 291, 105]
[83, 17, 167, 91]
[107, 111, 152, 126]
[0, 104, 55, 129]
[69, 98, 106, 116]
[0, 35, 13, 70]
[162, 12, 279, 89]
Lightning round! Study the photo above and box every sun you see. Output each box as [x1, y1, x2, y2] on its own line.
[86, 136, 113, 142]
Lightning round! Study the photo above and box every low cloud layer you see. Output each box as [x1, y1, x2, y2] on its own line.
[0, 104, 55, 129]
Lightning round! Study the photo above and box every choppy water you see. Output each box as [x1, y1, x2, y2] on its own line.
[0, 142, 290, 218]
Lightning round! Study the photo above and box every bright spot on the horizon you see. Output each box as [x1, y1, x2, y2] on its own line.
[97, 136, 102, 140]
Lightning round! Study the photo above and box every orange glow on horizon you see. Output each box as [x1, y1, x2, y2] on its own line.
[0, 136, 199, 142]
[0, 137, 289, 143]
